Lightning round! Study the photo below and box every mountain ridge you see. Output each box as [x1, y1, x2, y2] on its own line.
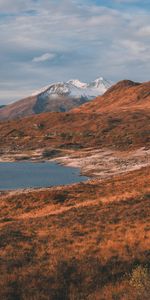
[73, 79, 150, 113]
[31, 77, 112, 98]
[0, 77, 112, 120]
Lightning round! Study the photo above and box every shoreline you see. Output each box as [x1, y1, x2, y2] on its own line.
[0, 146, 150, 194]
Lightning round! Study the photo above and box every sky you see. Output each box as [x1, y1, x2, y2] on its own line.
[0, 0, 150, 104]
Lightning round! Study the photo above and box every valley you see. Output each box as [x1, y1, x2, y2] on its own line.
[0, 79, 150, 299]
[1, 0, 150, 298]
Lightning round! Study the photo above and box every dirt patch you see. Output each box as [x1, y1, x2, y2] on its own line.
[52, 146, 150, 178]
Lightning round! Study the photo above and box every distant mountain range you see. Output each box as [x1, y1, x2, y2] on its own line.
[31, 77, 112, 99]
[0, 77, 112, 120]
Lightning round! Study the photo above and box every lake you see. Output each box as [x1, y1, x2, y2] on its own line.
[0, 161, 88, 190]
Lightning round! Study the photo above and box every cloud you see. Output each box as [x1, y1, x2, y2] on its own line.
[0, 0, 34, 13]
[0, 0, 150, 104]
[138, 26, 150, 37]
[114, 0, 144, 3]
[120, 40, 146, 55]
[32, 53, 56, 63]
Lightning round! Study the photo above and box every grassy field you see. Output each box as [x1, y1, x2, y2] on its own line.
[0, 166, 150, 299]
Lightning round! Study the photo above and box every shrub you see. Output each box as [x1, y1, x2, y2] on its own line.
[130, 266, 150, 298]
[42, 149, 60, 158]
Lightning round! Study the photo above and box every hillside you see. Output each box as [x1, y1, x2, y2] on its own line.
[0, 94, 87, 120]
[73, 80, 150, 113]
[0, 166, 150, 299]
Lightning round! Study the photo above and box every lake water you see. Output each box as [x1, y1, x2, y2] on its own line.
[0, 161, 88, 190]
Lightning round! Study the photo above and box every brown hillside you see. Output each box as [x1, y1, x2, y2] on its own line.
[0, 95, 38, 120]
[0, 166, 150, 299]
[0, 95, 88, 121]
[74, 80, 150, 113]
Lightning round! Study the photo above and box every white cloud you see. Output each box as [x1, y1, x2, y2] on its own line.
[138, 26, 150, 37]
[120, 40, 146, 55]
[114, 0, 140, 3]
[32, 53, 56, 63]
[0, 0, 34, 13]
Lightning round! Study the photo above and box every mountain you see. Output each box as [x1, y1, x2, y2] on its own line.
[0, 79, 149, 152]
[0, 77, 112, 120]
[31, 77, 112, 99]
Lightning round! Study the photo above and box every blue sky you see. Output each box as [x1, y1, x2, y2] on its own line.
[0, 0, 150, 104]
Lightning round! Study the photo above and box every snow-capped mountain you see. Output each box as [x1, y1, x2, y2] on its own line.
[32, 77, 112, 100]
[0, 77, 113, 120]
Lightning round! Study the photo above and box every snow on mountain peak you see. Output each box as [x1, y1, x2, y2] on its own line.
[31, 77, 113, 99]
[67, 79, 87, 89]
[95, 77, 104, 81]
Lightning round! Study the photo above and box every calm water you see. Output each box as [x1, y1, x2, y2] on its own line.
[0, 162, 88, 190]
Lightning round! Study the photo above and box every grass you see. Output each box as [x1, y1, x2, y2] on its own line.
[0, 166, 150, 299]
[0, 108, 149, 153]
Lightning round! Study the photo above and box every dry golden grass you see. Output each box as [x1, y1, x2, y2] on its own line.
[0, 109, 149, 153]
[0, 167, 150, 299]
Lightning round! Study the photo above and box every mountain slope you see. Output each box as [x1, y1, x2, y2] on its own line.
[73, 80, 150, 113]
[0, 77, 112, 120]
